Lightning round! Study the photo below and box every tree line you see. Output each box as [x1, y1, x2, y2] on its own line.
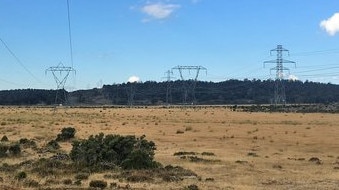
[0, 79, 339, 105]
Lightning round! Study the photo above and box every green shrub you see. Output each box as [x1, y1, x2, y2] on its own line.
[9, 144, 21, 156]
[0, 144, 9, 157]
[62, 179, 72, 185]
[70, 133, 159, 170]
[89, 180, 107, 189]
[19, 138, 37, 148]
[47, 140, 60, 150]
[56, 127, 76, 141]
[15, 171, 27, 180]
[121, 149, 160, 170]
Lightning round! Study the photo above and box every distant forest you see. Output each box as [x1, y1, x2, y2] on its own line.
[0, 79, 339, 105]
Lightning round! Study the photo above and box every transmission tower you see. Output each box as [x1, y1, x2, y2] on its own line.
[163, 70, 175, 105]
[264, 45, 296, 105]
[46, 62, 76, 105]
[126, 82, 137, 106]
[172, 65, 207, 105]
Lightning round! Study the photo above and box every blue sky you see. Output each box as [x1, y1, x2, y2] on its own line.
[0, 0, 339, 90]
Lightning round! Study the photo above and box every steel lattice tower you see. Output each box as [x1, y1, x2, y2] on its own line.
[172, 65, 207, 105]
[46, 62, 76, 105]
[163, 70, 175, 105]
[264, 45, 296, 105]
[126, 82, 136, 106]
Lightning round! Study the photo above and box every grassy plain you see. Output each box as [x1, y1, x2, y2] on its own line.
[0, 106, 339, 189]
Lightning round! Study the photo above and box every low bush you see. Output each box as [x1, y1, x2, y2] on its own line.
[70, 133, 159, 170]
[9, 144, 21, 156]
[0, 144, 9, 157]
[19, 138, 37, 149]
[47, 140, 60, 150]
[15, 171, 27, 181]
[89, 180, 107, 189]
[56, 127, 76, 141]
[74, 173, 90, 180]
[186, 184, 199, 190]
[62, 179, 72, 185]
[201, 152, 215, 156]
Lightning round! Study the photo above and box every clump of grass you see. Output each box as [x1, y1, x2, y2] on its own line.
[75, 173, 90, 180]
[180, 156, 221, 163]
[15, 171, 27, 181]
[185, 184, 199, 190]
[1, 135, 9, 142]
[174, 151, 197, 156]
[46, 140, 60, 150]
[63, 179, 72, 185]
[176, 129, 184, 134]
[23, 179, 39, 188]
[201, 152, 215, 156]
[89, 180, 107, 189]
[205, 177, 215, 181]
[126, 173, 153, 182]
[247, 152, 259, 157]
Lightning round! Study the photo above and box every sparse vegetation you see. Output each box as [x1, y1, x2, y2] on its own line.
[0, 106, 338, 189]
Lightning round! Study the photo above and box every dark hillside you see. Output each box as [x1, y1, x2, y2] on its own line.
[1, 80, 339, 105]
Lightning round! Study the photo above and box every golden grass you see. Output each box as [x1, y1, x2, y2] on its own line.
[0, 106, 339, 189]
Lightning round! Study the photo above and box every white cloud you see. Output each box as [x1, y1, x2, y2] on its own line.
[141, 3, 180, 20]
[127, 76, 141, 83]
[320, 13, 339, 36]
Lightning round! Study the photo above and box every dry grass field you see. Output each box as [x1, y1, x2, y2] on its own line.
[0, 106, 339, 189]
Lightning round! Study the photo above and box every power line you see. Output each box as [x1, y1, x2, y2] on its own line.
[296, 63, 339, 69]
[67, 0, 74, 68]
[294, 66, 339, 74]
[0, 77, 24, 87]
[291, 48, 339, 56]
[0, 37, 42, 83]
